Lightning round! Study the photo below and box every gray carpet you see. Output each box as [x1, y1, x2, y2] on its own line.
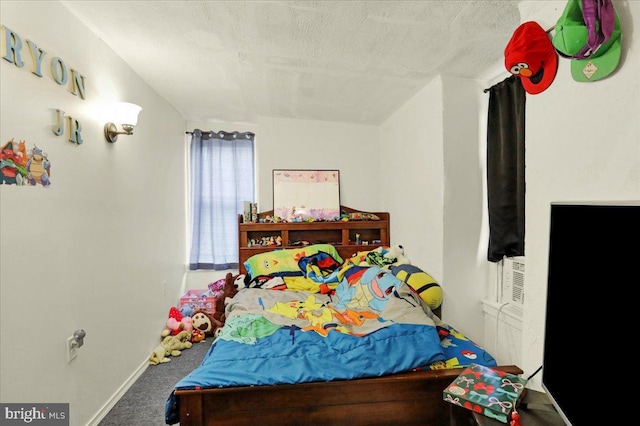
[99, 337, 214, 426]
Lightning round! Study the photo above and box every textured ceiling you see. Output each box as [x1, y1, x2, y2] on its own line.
[61, 1, 533, 125]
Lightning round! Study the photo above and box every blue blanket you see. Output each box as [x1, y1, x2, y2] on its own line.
[174, 322, 444, 389]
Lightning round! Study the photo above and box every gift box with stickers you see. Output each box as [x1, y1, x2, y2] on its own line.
[443, 363, 528, 424]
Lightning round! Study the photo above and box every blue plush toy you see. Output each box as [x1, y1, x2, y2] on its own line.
[179, 305, 194, 318]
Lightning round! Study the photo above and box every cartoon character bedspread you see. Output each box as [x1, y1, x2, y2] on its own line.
[165, 265, 496, 424]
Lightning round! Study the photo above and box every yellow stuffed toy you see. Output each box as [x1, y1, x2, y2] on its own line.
[149, 330, 193, 365]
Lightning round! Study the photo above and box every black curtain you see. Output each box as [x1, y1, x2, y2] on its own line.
[486, 75, 526, 262]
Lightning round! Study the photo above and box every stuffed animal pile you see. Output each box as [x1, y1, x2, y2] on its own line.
[149, 273, 240, 365]
[161, 306, 193, 337]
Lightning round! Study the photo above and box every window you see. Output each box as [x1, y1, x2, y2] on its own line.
[188, 129, 255, 270]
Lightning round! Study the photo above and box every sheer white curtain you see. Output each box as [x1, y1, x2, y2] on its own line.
[188, 129, 254, 270]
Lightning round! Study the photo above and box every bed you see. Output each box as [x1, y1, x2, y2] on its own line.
[166, 243, 522, 425]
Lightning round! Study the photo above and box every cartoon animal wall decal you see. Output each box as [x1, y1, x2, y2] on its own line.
[0, 139, 52, 187]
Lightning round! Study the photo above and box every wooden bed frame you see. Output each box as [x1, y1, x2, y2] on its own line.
[174, 215, 523, 424]
[175, 365, 523, 425]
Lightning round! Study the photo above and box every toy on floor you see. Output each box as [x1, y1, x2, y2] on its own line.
[212, 273, 239, 325]
[180, 304, 194, 318]
[181, 316, 193, 333]
[191, 329, 205, 343]
[201, 273, 240, 326]
[192, 309, 223, 336]
[149, 330, 193, 365]
[162, 306, 193, 338]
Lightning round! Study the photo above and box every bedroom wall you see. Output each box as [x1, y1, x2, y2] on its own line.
[0, 2, 187, 425]
[441, 75, 492, 344]
[378, 74, 493, 349]
[518, 0, 640, 390]
[255, 116, 381, 212]
[378, 78, 446, 299]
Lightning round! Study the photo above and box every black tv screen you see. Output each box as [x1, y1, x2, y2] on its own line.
[542, 201, 640, 425]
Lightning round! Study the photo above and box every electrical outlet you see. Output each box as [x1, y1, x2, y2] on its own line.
[66, 336, 78, 362]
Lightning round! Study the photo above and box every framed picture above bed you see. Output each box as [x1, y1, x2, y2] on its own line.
[272, 169, 340, 221]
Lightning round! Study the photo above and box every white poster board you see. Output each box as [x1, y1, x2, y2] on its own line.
[273, 170, 340, 221]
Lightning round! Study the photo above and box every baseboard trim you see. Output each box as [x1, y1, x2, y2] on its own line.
[85, 357, 150, 426]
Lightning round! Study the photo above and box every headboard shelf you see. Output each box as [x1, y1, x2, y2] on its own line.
[238, 205, 390, 274]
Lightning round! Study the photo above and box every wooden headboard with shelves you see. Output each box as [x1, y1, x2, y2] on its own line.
[238, 205, 390, 275]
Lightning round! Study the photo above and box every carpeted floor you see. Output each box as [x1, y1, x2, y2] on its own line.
[99, 337, 213, 426]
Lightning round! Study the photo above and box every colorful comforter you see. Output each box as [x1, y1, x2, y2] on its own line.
[165, 247, 496, 424]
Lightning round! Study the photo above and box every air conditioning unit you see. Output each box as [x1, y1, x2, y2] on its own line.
[501, 257, 525, 306]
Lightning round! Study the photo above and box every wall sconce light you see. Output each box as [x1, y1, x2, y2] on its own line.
[104, 102, 142, 143]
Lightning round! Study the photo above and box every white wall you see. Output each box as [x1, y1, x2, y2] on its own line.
[379, 78, 445, 286]
[378, 74, 493, 348]
[520, 0, 640, 390]
[0, 2, 187, 425]
[255, 116, 381, 212]
[441, 75, 492, 342]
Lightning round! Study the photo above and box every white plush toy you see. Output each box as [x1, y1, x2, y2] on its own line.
[233, 274, 246, 290]
[383, 244, 411, 265]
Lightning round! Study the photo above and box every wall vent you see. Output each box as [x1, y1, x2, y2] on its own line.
[502, 257, 525, 306]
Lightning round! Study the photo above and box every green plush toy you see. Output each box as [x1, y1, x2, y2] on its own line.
[149, 330, 193, 365]
[149, 345, 170, 365]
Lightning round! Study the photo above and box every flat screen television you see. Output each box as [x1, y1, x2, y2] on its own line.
[542, 201, 640, 425]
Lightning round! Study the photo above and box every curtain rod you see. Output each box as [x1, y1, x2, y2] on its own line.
[185, 131, 255, 135]
[185, 130, 256, 141]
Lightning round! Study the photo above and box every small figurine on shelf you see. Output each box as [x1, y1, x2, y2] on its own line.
[276, 236, 282, 246]
[250, 203, 258, 222]
[355, 233, 361, 245]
